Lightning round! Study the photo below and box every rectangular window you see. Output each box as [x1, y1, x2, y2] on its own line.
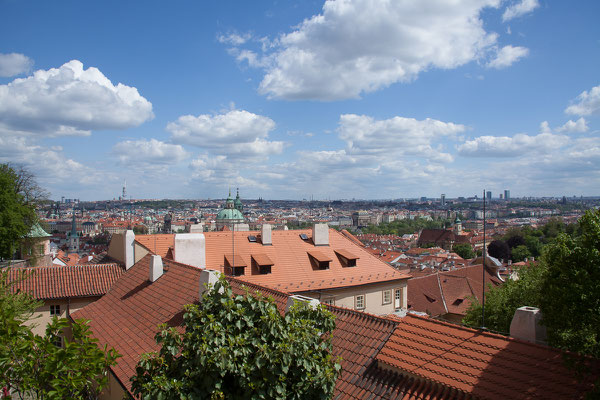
[52, 335, 63, 348]
[50, 305, 61, 316]
[355, 294, 365, 310]
[382, 289, 392, 305]
[322, 298, 335, 306]
[394, 288, 404, 310]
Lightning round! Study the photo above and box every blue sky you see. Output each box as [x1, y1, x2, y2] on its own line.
[1, 0, 599, 200]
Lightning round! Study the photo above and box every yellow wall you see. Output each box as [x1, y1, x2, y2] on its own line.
[98, 371, 127, 400]
[300, 279, 408, 315]
[107, 233, 125, 264]
[25, 297, 100, 338]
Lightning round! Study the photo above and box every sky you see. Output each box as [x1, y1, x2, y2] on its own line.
[1, 0, 599, 201]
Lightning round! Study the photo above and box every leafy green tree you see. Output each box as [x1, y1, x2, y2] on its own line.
[487, 240, 510, 261]
[132, 277, 340, 400]
[0, 269, 120, 399]
[0, 164, 40, 260]
[452, 243, 474, 259]
[539, 209, 600, 359]
[462, 261, 545, 333]
[511, 245, 532, 262]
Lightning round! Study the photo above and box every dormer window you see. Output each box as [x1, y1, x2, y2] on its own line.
[307, 250, 332, 270]
[224, 254, 247, 276]
[335, 249, 359, 267]
[251, 253, 274, 275]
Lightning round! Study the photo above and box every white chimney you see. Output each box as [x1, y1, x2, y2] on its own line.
[199, 269, 222, 296]
[174, 233, 206, 268]
[510, 306, 547, 344]
[188, 223, 204, 233]
[149, 255, 163, 282]
[124, 230, 135, 270]
[261, 224, 272, 245]
[285, 295, 320, 313]
[312, 223, 329, 246]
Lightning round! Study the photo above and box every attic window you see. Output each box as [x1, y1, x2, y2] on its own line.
[252, 254, 274, 275]
[307, 250, 332, 270]
[224, 254, 247, 276]
[452, 298, 464, 306]
[248, 235, 257, 242]
[335, 249, 359, 268]
[299, 233, 309, 240]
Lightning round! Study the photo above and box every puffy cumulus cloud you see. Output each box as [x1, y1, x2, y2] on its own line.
[167, 109, 284, 159]
[0, 53, 33, 77]
[113, 138, 189, 166]
[337, 114, 465, 162]
[556, 118, 588, 133]
[0, 133, 108, 187]
[487, 45, 529, 69]
[188, 154, 267, 190]
[457, 132, 569, 157]
[502, 0, 540, 22]
[0, 60, 153, 137]
[565, 85, 600, 116]
[227, 0, 517, 100]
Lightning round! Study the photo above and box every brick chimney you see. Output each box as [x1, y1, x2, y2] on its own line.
[510, 306, 547, 344]
[149, 255, 163, 282]
[312, 223, 329, 246]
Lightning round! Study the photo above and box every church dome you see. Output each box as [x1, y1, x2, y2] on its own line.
[216, 208, 244, 220]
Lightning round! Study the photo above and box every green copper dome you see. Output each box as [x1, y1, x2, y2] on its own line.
[216, 208, 244, 220]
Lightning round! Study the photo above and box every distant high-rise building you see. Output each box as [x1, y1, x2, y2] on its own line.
[504, 190, 510, 200]
[486, 191, 492, 200]
[500, 194, 503, 200]
[441, 194, 446, 206]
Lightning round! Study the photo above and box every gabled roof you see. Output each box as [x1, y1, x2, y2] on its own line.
[71, 254, 598, 399]
[6, 263, 124, 300]
[134, 234, 175, 258]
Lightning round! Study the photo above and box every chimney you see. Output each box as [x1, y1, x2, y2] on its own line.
[312, 223, 329, 246]
[508, 260, 512, 265]
[199, 269, 222, 296]
[261, 224, 272, 245]
[124, 230, 135, 270]
[174, 233, 206, 268]
[285, 295, 320, 313]
[509, 306, 547, 344]
[149, 255, 163, 282]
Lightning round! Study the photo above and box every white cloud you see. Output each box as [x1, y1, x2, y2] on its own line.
[502, 0, 540, 22]
[565, 85, 600, 116]
[189, 154, 267, 189]
[457, 132, 569, 157]
[217, 32, 252, 46]
[556, 118, 588, 133]
[113, 138, 189, 166]
[230, 0, 510, 100]
[0, 53, 33, 77]
[167, 109, 284, 158]
[337, 114, 465, 162]
[487, 45, 529, 69]
[539, 120, 552, 133]
[0, 60, 153, 137]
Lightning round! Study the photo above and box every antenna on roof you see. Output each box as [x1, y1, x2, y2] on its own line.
[482, 189, 486, 330]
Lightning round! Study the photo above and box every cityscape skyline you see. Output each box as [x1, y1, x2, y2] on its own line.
[1, 0, 599, 200]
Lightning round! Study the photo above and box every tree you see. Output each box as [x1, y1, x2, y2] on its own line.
[132, 277, 341, 400]
[0, 164, 41, 260]
[510, 245, 531, 262]
[0, 269, 120, 399]
[452, 243, 474, 259]
[539, 209, 600, 359]
[462, 261, 545, 333]
[487, 240, 510, 261]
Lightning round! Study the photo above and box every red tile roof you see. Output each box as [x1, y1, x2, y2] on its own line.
[377, 314, 597, 399]
[71, 255, 598, 399]
[134, 234, 175, 258]
[6, 264, 124, 300]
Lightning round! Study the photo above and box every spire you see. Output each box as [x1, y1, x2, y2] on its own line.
[71, 209, 78, 237]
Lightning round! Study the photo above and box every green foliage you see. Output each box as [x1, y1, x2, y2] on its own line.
[132, 277, 340, 400]
[0, 164, 38, 260]
[510, 245, 531, 262]
[362, 217, 449, 236]
[0, 269, 119, 399]
[539, 209, 600, 359]
[487, 239, 510, 261]
[452, 243, 474, 259]
[462, 262, 546, 333]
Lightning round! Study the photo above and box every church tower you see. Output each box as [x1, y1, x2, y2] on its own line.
[67, 209, 80, 254]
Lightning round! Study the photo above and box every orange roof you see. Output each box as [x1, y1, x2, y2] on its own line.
[224, 254, 247, 268]
[307, 250, 333, 263]
[251, 253, 274, 266]
[334, 248, 359, 260]
[6, 264, 124, 300]
[203, 229, 410, 292]
[135, 234, 175, 258]
[377, 314, 596, 399]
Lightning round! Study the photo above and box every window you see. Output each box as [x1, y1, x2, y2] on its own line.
[355, 294, 365, 310]
[259, 265, 271, 274]
[232, 266, 245, 276]
[382, 289, 392, 305]
[322, 298, 335, 306]
[50, 305, 61, 316]
[51, 335, 63, 348]
[394, 288, 404, 311]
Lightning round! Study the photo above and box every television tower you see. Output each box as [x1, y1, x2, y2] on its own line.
[122, 181, 127, 200]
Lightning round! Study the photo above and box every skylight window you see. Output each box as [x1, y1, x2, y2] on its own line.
[299, 233, 309, 240]
[248, 235, 257, 242]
